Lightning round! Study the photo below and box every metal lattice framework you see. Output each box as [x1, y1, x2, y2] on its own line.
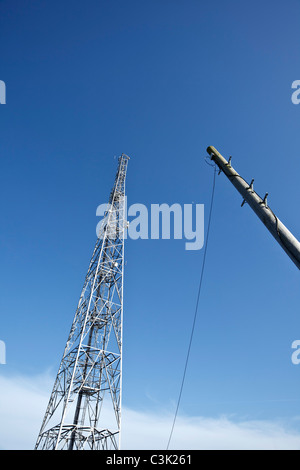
[35, 154, 130, 450]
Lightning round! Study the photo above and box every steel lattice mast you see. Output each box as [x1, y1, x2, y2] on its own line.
[35, 154, 130, 450]
[207, 146, 300, 269]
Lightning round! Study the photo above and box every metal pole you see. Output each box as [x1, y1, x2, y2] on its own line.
[207, 145, 300, 270]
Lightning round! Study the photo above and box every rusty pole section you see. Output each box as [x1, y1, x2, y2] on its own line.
[207, 145, 300, 270]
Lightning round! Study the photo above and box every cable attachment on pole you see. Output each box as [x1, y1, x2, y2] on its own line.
[242, 179, 255, 206]
[248, 179, 254, 192]
[262, 192, 268, 208]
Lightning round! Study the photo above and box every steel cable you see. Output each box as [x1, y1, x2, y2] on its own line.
[166, 162, 217, 449]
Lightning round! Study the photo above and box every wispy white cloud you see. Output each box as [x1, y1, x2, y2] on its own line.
[0, 372, 299, 450]
[121, 408, 300, 450]
[0, 371, 54, 450]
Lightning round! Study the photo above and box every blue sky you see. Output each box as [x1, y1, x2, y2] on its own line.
[0, 0, 300, 449]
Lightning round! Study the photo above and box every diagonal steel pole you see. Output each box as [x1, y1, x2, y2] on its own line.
[207, 145, 300, 270]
